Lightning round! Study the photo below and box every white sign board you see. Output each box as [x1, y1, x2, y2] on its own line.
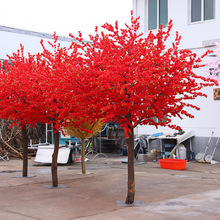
[34, 145, 71, 164]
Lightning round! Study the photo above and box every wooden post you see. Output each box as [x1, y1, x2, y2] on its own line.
[125, 127, 135, 204]
[0, 138, 23, 159]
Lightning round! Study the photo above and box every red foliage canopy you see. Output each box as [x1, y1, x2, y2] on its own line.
[69, 12, 217, 135]
[0, 13, 217, 137]
[0, 34, 88, 130]
[0, 47, 48, 126]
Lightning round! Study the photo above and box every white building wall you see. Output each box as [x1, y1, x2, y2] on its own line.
[133, 0, 220, 50]
[133, 0, 220, 138]
[0, 26, 77, 59]
[168, 0, 220, 50]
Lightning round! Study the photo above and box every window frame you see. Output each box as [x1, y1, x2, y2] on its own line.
[189, 0, 215, 24]
[146, 0, 168, 31]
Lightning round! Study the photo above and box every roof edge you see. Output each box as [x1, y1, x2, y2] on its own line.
[0, 25, 90, 43]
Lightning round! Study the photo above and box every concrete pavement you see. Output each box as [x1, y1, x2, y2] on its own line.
[1, 155, 220, 219]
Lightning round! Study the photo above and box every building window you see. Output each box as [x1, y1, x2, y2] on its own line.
[191, 0, 215, 23]
[148, 0, 168, 30]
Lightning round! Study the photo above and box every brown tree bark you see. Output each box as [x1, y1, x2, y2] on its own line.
[21, 125, 28, 177]
[51, 127, 59, 187]
[125, 127, 135, 204]
[81, 138, 86, 174]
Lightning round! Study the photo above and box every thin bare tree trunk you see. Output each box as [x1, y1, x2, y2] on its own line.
[21, 125, 28, 177]
[125, 127, 135, 204]
[81, 138, 86, 174]
[51, 127, 59, 187]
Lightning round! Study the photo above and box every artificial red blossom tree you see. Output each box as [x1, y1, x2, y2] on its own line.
[38, 35, 105, 183]
[0, 51, 48, 177]
[0, 35, 89, 185]
[69, 12, 217, 204]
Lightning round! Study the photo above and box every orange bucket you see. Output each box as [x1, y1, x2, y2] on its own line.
[159, 158, 187, 170]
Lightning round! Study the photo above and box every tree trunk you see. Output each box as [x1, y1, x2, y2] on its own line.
[81, 138, 86, 174]
[21, 125, 28, 177]
[125, 127, 135, 204]
[51, 128, 59, 187]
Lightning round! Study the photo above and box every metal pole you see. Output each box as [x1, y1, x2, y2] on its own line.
[46, 123, 48, 143]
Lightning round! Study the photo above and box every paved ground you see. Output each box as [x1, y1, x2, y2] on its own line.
[1, 154, 220, 220]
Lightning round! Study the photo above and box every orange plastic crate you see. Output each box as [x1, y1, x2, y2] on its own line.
[159, 158, 187, 170]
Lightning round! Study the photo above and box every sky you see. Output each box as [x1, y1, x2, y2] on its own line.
[1, 0, 132, 39]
